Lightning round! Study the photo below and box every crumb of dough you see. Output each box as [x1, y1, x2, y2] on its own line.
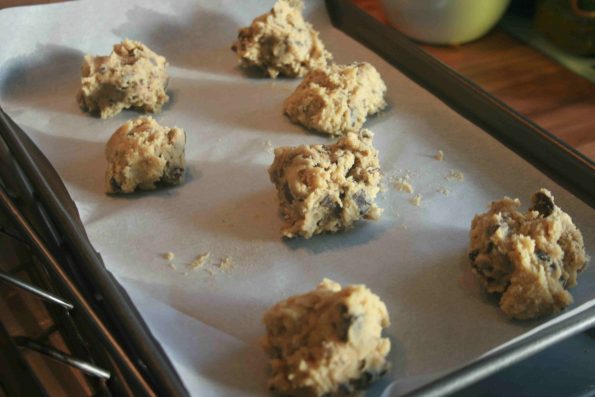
[435, 150, 444, 161]
[445, 169, 465, 182]
[437, 187, 450, 196]
[410, 194, 423, 206]
[217, 256, 234, 270]
[204, 268, 216, 276]
[190, 252, 210, 269]
[168, 263, 177, 270]
[163, 252, 175, 261]
[394, 177, 414, 194]
[263, 140, 274, 154]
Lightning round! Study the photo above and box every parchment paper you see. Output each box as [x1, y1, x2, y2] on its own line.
[1, 1, 593, 395]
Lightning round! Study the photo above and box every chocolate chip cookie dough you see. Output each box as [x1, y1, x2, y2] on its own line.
[468, 189, 588, 320]
[283, 62, 387, 136]
[105, 117, 185, 194]
[77, 39, 169, 119]
[231, 0, 332, 78]
[268, 129, 382, 239]
[262, 279, 391, 397]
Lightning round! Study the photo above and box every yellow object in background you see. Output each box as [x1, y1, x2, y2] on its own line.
[379, 0, 512, 45]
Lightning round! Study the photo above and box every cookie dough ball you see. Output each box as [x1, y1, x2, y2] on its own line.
[231, 0, 332, 78]
[105, 117, 185, 194]
[262, 279, 391, 397]
[283, 62, 387, 136]
[268, 129, 382, 238]
[468, 189, 588, 319]
[77, 39, 169, 119]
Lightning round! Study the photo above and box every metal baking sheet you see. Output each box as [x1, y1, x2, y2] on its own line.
[1, 1, 593, 396]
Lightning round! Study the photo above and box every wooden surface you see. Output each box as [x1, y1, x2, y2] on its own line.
[355, 0, 595, 160]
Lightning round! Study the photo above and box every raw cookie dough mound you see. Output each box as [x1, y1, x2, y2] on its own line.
[262, 278, 391, 397]
[268, 129, 382, 239]
[283, 62, 387, 136]
[105, 116, 185, 194]
[77, 39, 169, 119]
[468, 189, 588, 319]
[231, 0, 332, 78]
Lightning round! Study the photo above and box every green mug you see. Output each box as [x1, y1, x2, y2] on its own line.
[379, 0, 512, 45]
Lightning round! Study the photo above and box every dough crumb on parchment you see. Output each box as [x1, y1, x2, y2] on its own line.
[394, 176, 414, 194]
[162, 252, 175, 261]
[189, 252, 211, 270]
[217, 256, 234, 271]
[436, 186, 450, 196]
[262, 139, 274, 154]
[162, 250, 238, 280]
[445, 169, 465, 182]
[409, 194, 423, 207]
[435, 149, 444, 161]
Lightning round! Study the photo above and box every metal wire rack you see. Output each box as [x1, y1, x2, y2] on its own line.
[0, 107, 188, 397]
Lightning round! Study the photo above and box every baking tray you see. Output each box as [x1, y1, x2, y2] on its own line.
[0, 0, 593, 396]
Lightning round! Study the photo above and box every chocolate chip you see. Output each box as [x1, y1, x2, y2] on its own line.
[535, 249, 550, 262]
[486, 224, 499, 236]
[531, 191, 554, 217]
[351, 371, 374, 389]
[110, 178, 121, 193]
[238, 28, 250, 40]
[486, 242, 494, 254]
[339, 383, 354, 395]
[353, 190, 370, 214]
[282, 184, 293, 203]
[320, 196, 341, 217]
[336, 305, 352, 342]
[469, 249, 479, 262]
[321, 195, 334, 208]
[560, 274, 568, 288]
[549, 262, 558, 272]
[166, 167, 184, 182]
[272, 346, 283, 359]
